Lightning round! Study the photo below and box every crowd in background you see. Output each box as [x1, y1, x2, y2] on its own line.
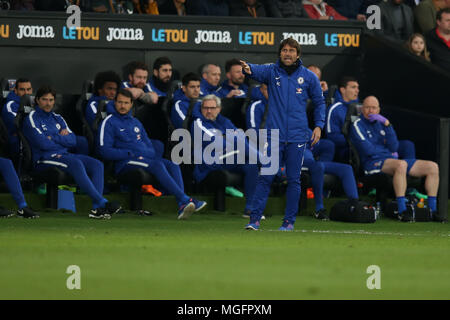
[2, 1, 449, 72]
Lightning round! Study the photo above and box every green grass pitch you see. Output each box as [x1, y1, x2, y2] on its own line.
[0, 193, 449, 300]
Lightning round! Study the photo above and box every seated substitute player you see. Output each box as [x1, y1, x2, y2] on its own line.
[23, 85, 121, 219]
[216, 58, 248, 98]
[350, 96, 442, 222]
[0, 157, 39, 219]
[1, 78, 32, 154]
[3, 78, 89, 156]
[200, 63, 222, 97]
[191, 94, 259, 216]
[170, 72, 202, 129]
[98, 89, 207, 219]
[149, 56, 173, 97]
[121, 61, 159, 105]
[85, 70, 121, 130]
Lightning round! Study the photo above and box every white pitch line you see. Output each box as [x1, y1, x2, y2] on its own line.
[263, 229, 450, 237]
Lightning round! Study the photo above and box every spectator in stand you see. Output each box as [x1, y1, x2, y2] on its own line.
[274, 0, 310, 18]
[325, 0, 370, 20]
[414, 0, 449, 34]
[11, 0, 35, 10]
[216, 59, 248, 98]
[132, 0, 159, 14]
[200, 63, 222, 97]
[425, 8, 450, 72]
[186, 0, 229, 15]
[158, 0, 186, 15]
[302, 0, 348, 20]
[376, 0, 414, 43]
[406, 33, 431, 61]
[229, 0, 267, 17]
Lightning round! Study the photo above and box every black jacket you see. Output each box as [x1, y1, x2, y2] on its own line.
[229, 0, 266, 17]
[377, 0, 414, 43]
[425, 28, 450, 73]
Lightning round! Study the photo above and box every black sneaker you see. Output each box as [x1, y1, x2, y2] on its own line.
[17, 207, 39, 219]
[0, 206, 14, 218]
[89, 207, 111, 220]
[398, 210, 414, 222]
[105, 201, 122, 214]
[432, 212, 448, 223]
[314, 208, 329, 221]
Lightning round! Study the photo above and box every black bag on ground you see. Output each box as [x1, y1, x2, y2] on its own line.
[330, 199, 376, 223]
[385, 199, 432, 222]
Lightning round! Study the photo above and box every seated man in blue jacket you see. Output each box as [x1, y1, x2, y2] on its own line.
[1, 78, 32, 154]
[326, 76, 415, 162]
[149, 56, 173, 98]
[23, 85, 121, 219]
[350, 96, 441, 222]
[0, 156, 39, 219]
[121, 61, 159, 105]
[3, 78, 89, 156]
[216, 58, 248, 98]
[191, 94, 259, 215]
[85, 70, 121, 130]
[98, 89, 207, 219]
[325, 76, 360, 161]
[200, 63, 222, 97]
[171, 72, 202, 129]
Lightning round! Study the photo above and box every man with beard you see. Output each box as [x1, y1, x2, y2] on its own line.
[121, 61, 159, 105]
[425, 8, 450, 72]
[148, 56, 174, 97]
[217, 58, 248, 98]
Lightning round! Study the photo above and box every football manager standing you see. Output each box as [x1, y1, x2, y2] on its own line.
[240, 37, 326, 231]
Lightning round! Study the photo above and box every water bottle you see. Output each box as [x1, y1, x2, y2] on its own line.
[375, 202, 381, 220]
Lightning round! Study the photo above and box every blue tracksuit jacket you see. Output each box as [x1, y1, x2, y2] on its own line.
[245, 59, 325, 143]
[23, 107, 76, 164]
[85, 94, 109, 129]
[216, 80, 248, 98]
[199, 79, 220, 97]
[121, 81, 153, 93]
[325, 90, 359, 148]
[97, 105, 156, 173]
[1, 91, 21, 151]
[349, 115, 399, 173]
[148, 77, 168, 97]
[246, 86, 268, 130]
[170, 89, 201, 129]
[191, 112, 258, 181]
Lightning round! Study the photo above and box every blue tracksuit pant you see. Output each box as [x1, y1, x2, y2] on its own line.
[119, 157, 189, 207]
[303, 148, 359, 211]
[250, 142, 306, 224]
[35, 153, 107, 209]
[0, 157, 27, 209]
